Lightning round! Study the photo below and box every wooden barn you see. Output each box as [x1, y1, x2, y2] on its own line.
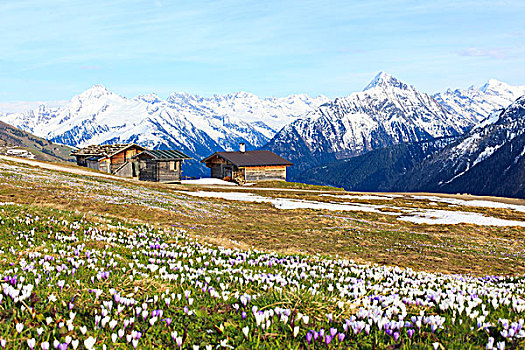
[201, 148, 292, 183]
[132, 150, 191, 183]
[71, 144, 145, 177]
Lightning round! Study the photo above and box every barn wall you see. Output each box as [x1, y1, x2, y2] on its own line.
[207, 162, 235, 179]
[138, 160, 157, 181]
[110, 147, 143, 171]
[156, 160, 181, 182]
[114, 161, 134, 178]
[99, 159, 111, 173]
[111, 152, 125, 165]
[124, 148, 139, 160]
[244, 166, 287, 182]
[86, 160, 100, 171]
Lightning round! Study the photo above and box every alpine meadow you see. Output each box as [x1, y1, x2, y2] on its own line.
[0, 1, 525, 349]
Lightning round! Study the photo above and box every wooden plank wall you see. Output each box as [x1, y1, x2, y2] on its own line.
[138, 160, 157, 181]
[244, 166, 287, 181]
[138, 160, 182, 182]
[86, 160, 100, 171]
[114, 162, 134, 178]
[99, 159, 111, 173]
[157, 160, 181, 182]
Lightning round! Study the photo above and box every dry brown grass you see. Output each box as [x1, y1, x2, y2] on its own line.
[2, 162, 524, 276]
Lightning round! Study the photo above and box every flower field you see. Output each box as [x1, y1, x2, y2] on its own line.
[0, 158, 525, 349]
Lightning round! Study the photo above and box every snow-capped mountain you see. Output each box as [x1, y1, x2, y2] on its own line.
[0, 85, 327, 176]
[264, 72, 473, 175]
[396, 94, 525, 198]
[433, 79, 525, 124]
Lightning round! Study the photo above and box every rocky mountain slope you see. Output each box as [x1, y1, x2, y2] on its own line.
[0, 120, 74, 162]
[296, 95, 525, 198]
[0, 86, 327, 176]
[295, 136, 456, 191]
[396, 95, 525, 198]
[264, 72, 474, 175]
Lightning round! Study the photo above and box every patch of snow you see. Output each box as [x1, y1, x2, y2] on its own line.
[181, 190, 525, 227]
[320, 194, 401, 200]
[179, 191, 388, 213]
[411, 195, 525, 213]
[514, 146, 525, 164]
[398, 208, 525, 227]
[472, 144, 503, 167]
[474, 110, 501, 130]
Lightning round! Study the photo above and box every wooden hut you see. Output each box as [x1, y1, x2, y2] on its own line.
[71, 144, 145, 177]
[201, 149, 292, 182]
[133, 150, 191, 183]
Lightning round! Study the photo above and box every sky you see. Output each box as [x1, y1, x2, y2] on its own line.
[0, 0, 524, 108]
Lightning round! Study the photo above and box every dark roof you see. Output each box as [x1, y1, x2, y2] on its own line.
[71, 144, 144, 157]
[134, 150, 192, 160]
[201, 150, 292, 167]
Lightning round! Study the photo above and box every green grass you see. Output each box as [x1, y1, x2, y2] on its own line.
[249, 180, 344, 192]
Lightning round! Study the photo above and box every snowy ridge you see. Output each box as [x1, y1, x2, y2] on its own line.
[433, 79, 525, 124]
[265, 72, 472, 174]
[0, 86, 327, 176]
[397, 94, 525, 198]
[441, 95, 525, 181]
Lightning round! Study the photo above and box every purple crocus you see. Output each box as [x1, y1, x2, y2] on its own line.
[407, 329, 415, 338]
[306, 332, 313, 344]
[338, 333, 345, 342]
[241, 311, 247, 320]
[325, 335, 332, 345]
[330, 328, 337, 337]
[394, 332, 399, 343]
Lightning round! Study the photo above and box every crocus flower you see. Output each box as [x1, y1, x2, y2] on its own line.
[330, 328, 337, 337]
[306, 332, 312, 344]
[325, 335, 332, 345]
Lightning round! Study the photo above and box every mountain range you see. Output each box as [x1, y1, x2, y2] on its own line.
[298, 96, 525, 198]
[0, 87, 327, 176]
[397, 95, 525, 198]
[264, 73, 524, 176]
[433, 78, 525, 124]
[0, 73, 523, 184]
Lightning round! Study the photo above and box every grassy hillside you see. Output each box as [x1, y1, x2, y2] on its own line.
[0, 120, 74, 162]
[0, 157, 524, 349]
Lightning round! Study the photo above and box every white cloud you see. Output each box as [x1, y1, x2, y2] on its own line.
[456, 47, 509, 59]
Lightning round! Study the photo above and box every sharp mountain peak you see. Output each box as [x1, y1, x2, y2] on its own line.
[362, 72, 410, 91]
